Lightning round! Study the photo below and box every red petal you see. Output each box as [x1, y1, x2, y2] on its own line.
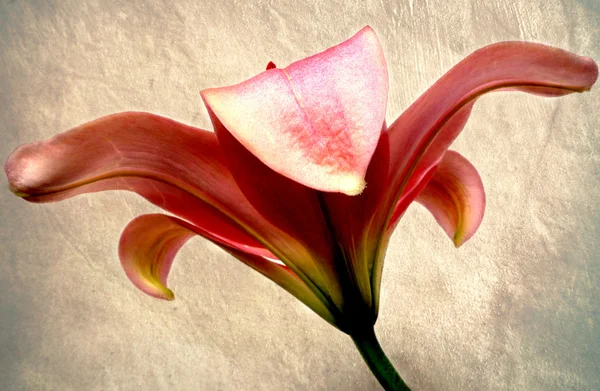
[210, 117, 345, 310]
[119, 214, 196, 300]
[415, 151, 485, 247]
[386, 102, 476, 233]
[120, 214, 337, 326]
[387, 164, 439, 234]
[385, 41, 598, 225]
[5, 112, 341, 313]
[370, 43, 597, 313]
[223, 245, 338, 328]
[201, 26, 388, 195]
[4, 112, 276, 258]
[319, 126, 391, 307]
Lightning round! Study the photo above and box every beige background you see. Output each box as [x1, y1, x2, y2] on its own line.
[1, 1, 598, 390]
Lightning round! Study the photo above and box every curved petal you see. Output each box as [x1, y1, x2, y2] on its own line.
[119, 214, 196, 300]
[385, 41, 598, 223]
[386, 164, 439, 234]
[201, 26, 388, 195]
[318, 126, 391, 308]
[371, 103, 476, 312]
[385, 102, 476, 234]
[222, 247, 338, 328]
[5, 112, 251, 221]
[119, 214, 337, 326]
[4, 112, 340, 316]
[4, 112, 278, 254]
[415, 151, 485, 247]
[210, 118, 344, 310]
[371, 42, 597, 314]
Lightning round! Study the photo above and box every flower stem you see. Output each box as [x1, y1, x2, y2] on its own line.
[351, 327, 410, 391]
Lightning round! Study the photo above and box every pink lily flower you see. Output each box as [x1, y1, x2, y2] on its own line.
[4, 27, 597, 390]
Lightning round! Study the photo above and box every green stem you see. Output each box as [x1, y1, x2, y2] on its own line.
[351, 327, 410, 391]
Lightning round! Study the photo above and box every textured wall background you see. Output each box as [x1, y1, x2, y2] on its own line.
[1, 1, 598, 390]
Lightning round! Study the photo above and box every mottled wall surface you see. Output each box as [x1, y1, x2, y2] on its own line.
[1, 1, 598, 390]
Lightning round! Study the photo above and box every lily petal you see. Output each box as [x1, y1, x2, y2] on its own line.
[6, 112, 243, 211]
[387, 164, 439, 234]
[119, 214, 196, 300]
[372, 42, 597, 314]
[4, 112, 340, 316]
[4, 112, 278, 259]
[223, 246, 338, 328]
[120, 214, 337, 326]
[415, 151, 485, 247]
[201, 26, 388, 195]
[319, 126, 391, 308]
[210, 119, 344, 310]
[386, 102, 476, 234]
[386, 41, 598, 221]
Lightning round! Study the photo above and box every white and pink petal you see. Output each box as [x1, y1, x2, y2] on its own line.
[201, 26, 388, 195]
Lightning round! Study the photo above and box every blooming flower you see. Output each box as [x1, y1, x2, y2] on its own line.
[4, 27, 597, 390]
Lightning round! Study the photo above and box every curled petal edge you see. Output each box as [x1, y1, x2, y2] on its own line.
[119, 214, 337, 326]
[415, 150, 486, 247]
[119, 214, 195, 300]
